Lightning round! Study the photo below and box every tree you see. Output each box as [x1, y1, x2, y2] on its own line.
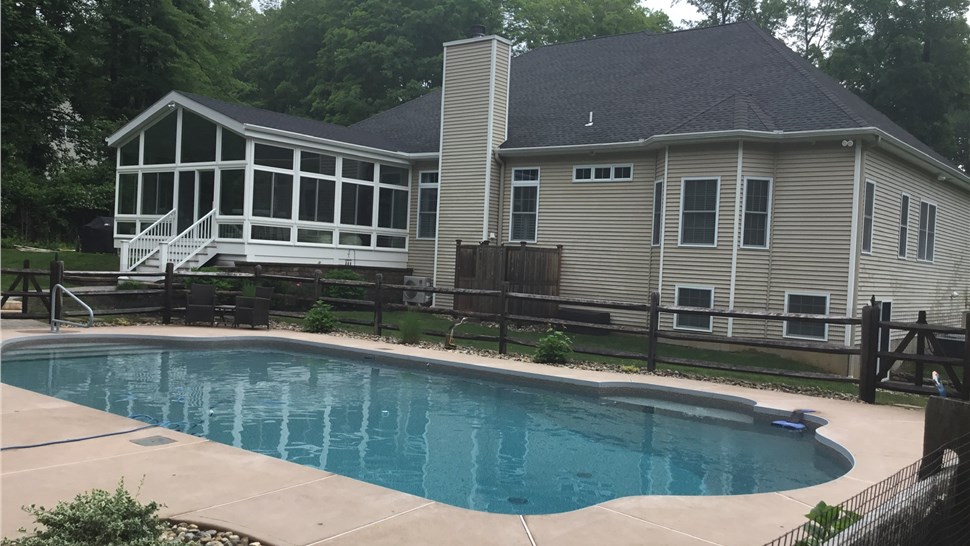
[785, 0, 840, 64]
[826, 0, 970, 171]
[680, 0, 789, 34]
[503, 0, 673, 51]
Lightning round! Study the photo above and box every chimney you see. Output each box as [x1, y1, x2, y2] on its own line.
[468, 24, 487, 38]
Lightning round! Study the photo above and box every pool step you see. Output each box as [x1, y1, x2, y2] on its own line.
[604, 395, 754, 425]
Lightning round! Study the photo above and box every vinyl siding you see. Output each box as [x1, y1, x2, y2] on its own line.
[434, 38, 508, 307]
[408, 160, 438, 278]
[732, 143, 776, 338]
[856, 149, 970, 335]
[499, 152, 657, 326]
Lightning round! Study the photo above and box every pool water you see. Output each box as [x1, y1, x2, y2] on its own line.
[0, 342, 849, 514]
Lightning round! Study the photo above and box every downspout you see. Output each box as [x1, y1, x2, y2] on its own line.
[431, 47, 449, 305]
[845, 142, 864, 347]
[727, 140, 743, 337]
[494, 149, 506, 242]
[658, 146, 669, 299]
[481, 39, 498, 242]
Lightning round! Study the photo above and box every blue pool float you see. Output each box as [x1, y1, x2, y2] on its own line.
[772, 409, 816, 431]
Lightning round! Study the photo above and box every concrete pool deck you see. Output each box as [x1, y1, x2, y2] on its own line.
[1, 324, 925, 545]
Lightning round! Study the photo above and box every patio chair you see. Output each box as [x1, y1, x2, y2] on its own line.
[185, 284, 217, 326]
[234, 286, 274, 329]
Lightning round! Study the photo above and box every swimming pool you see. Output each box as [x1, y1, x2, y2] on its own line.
[0, 338, 850, 514]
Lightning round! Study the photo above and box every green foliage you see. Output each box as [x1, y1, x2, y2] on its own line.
[304, 300, 339, 333]
[794, 501, 862, 545]
[2, 480, 167, 546]
[324, 269, 367, 300]
[503, 0, 672, 50]
[397, 312, 423, 344]
[185, 267, 238, 292]
[619, 364, 639, 373]
[116, 280, 143, 291]
[684, 0, 790, 34]
[533, 328, 572, 364]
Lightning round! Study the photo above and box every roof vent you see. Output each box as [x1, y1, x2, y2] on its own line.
[469, 24, 487, 38]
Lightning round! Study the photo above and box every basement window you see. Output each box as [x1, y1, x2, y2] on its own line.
[784, 293, 829, 341]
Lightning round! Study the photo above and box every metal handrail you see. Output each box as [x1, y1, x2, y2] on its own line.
[50, 284, 94, 333]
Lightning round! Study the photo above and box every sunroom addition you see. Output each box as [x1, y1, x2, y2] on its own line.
[109, 93, 413, 273]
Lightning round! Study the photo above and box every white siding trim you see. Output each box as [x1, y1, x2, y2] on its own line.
[784, 290, 831, 341]
[658, 148, 669, 298]
[431, 47, 448, 304]
[482, 39, 497, 242]
[674, 284, 716, 333]
[677, 176, 721, 247]
[728, 141, 743, 337]
[845, 143, 863, 346]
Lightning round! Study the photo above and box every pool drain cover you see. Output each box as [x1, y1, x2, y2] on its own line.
[130, 435, 176, 447]
[507, 497, 529, 505]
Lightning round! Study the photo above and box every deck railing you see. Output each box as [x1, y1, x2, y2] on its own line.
[120, 210, 176, 272]
[163, 210, 215, 271]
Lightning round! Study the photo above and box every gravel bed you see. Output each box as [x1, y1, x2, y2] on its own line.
[163, 521, 264, 546]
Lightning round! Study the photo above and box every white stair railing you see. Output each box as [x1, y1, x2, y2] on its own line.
[120, 210, 176, 272]
[163, 210, 216, 271]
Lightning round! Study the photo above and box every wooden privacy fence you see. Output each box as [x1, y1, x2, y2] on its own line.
[3, 261, 967, 403]
[454, 240, 561, 318]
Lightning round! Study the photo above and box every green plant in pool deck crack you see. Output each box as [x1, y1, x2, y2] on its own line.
[794, 501, 862, 545]
[304, 300, 338, 333]
[3, 479, 167, 546]
[533, 328, 573, 364]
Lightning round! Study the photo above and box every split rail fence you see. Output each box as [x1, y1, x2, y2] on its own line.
[2, 261, 967, 403]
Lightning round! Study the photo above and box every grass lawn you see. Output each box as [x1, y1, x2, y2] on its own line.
[1, 248, 119, 291]
[323, 309, 928, 407]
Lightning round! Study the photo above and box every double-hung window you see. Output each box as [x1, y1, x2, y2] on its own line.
[418, 171, 438, 239]
[918, 201, 937, 262]
[897, 194, 910, 259]
[742, 178, 771, 248]
[510, 168, 540, 242]
[674, 286, 714, 332]
[652, 181, 664, 246]
[785, 293, 829, 340]
[679, 178, 719, 246]
[862, 180, 875, 254]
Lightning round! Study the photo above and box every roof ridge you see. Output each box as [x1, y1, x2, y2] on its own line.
[663, 92, 738, 134]
[517, 21, 750, 57]
[746, 22, 868, 127]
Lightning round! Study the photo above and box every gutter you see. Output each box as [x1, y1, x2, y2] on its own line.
[243, 125, 413, 164]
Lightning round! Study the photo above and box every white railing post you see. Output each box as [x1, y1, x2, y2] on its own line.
[158, 242, 170, 272]
[120, 241, 131, 273]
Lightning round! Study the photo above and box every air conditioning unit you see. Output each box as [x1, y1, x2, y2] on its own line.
[403, 276, 433, 305]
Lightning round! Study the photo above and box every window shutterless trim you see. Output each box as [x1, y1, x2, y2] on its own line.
[897, 192, 910, 259]
[508, 167, 540, 243]
[783, 290, 830, 341]
[740, 176, 772, 249]
[572, 164, 634, 182]
[673, 284, 715, 333]
[677, 177, 720, 247]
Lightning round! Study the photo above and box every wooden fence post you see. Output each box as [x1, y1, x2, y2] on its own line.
[163, 262, 174, 325]
[49, 260, 64, 324]
[859, 305, 878, 404]
[916, 310, 927, 386]
[963, 312, 969, 401]
[21, 259, 30, 315]
[499, 281, 509, 354]
[647, 291, 659, 372]
[313, 270, 322, 302]
[374, 274, 383, 337]
[254, 264, 263, 285]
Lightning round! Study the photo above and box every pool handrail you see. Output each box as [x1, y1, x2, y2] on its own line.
[50, 284, 94, 333]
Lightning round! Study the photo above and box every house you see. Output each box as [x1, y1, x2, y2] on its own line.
[107, 22, 970, 350]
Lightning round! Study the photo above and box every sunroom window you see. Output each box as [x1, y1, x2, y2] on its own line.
[298, 177, 335, 223]
[254, 144, 293, 169]
[378, 188, 408, 229]
[253, 171, 293, 219]
[143, 112, 177, 165]
[220, 129, 246, 161]
[180, 111, 216, 163]
[117, 174, 138, 214]
[340, 182, 373, 226]
[219, 169, 245, 215]
[140, 172, 174, 215]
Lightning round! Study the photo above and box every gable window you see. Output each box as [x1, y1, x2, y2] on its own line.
[785, 293, 829, 341]
[180, 110, 216, 163]
[510, 168, 540, 242]
[862, 181, 875, 254]
[898, 194, 910, 259]
[674, 286, 714, 332]
[140, 172, 174, 215]
[573, 164, 633, 182]
[917, 201, 937, 262]
[679, 178, 718, 246]
[143, 112, 177, 165]
[742, 178, 771, 248]
[298, 177, 335, 223]
[253, 171, 293, 219]
[120, 136, 140, 166]
[220, 129, 246, 161]
[652, 180, 664, 246]
[418, 171, 438, 239]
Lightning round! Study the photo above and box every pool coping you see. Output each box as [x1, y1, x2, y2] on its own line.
[1, 325, 925, 546]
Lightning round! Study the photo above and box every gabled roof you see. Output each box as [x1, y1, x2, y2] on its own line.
[353, 21, 952, 169]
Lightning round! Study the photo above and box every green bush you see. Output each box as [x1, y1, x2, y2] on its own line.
[533, 328, 572, 364]
[323, 269, 366, 300]
[185, 267, 238, 292]
[304, 300, 338, 333]
[795, 501, 861, 546]
[3, 480, 167, 546]
[397, 312, 422, 344]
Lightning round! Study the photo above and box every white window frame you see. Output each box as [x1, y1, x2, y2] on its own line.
[509, 167, 540, 243]
[572, 164, 634, 183]
[862, 180, 876, 254]
[897, 192, 910, 259]
[741, 177, 772, 249]
[417, 170, 439, 240]
[678, 177, 720, 247]
[783, 291, 830, 341]
[917, 200, 937, 263]
[673, 284, 715, 332]
[652, 180, 664, 246]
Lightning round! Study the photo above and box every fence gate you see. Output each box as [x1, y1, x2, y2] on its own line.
[454, 241, 561, 317]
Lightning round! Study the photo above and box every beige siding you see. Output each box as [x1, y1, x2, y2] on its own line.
[408, 160, 438, 278]
[732, 143, 776, 338]
[499, 152, 657, 325]
[435, 38, 510, 306]
[857, 149, 970, 334]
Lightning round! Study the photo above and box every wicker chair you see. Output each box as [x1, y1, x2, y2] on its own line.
[185, 284, 217, 326]
[234, 286, 274, 329]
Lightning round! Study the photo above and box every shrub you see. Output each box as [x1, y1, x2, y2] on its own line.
[116, 280, 142, 291]
[304, 300, 338, 333]
[323, 269, 366, 300]
[4, 479, 167, 546]
[533, 328, 572, 364]
[397, 312, 422, 344]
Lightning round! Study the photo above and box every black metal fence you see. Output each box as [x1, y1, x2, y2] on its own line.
[766, 432, 970, 545]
